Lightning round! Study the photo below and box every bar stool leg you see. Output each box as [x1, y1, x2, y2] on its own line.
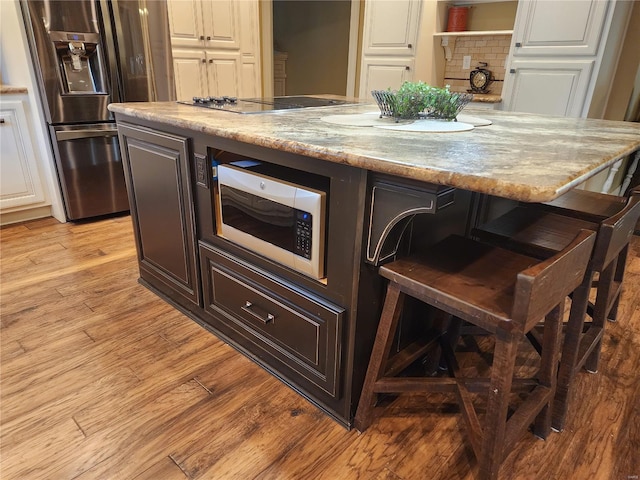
[354, 283, 405, 432]
[534, 303, 564, 438]
[479, 331, 519, 480]
[608, 246, 629, 322]
[552, 272, 593, 431]
[586, 260, 616, 373]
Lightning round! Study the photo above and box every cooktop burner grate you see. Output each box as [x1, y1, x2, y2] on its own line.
[178, 96, 355, 113]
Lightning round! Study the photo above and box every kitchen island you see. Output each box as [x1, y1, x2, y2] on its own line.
[108, 99, 640, 427]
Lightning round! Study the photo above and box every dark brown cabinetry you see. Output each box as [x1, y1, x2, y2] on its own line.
[114, 115, 468, 428]
[118, 123, 200, 306]
[200, 245, 343, 397]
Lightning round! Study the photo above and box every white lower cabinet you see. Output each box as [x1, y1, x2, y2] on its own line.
[0, 99, 47, 213]
[503, 59, 594, 117]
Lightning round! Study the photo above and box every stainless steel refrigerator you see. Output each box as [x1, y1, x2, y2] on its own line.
[21, 0, 175, 220]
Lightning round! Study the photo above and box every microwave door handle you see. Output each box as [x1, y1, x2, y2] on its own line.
[55, 127, 119, 141]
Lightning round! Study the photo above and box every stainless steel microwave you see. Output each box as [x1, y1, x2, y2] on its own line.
[216, 163, 326, 280]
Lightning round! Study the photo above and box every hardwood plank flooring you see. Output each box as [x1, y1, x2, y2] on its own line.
[1, 215, 638, 479]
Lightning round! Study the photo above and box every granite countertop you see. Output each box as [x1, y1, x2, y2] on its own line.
[108, 101, 640, 202]
[471, 93, 501, 103]
[0, 85, 28, 94]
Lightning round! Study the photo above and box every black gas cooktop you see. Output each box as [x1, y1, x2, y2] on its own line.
[178, 96, 354, 113]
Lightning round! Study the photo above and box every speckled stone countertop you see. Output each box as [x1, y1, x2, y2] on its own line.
[109, 101, 640, 202]
[471, 93, 501, 103]
[0, 85, 28, 94]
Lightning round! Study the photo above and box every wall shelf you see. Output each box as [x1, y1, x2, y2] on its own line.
[435, 30, 513, 61]
[433, 29, 513, 37]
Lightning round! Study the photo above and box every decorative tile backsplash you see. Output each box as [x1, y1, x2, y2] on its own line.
[443, 34, 511, 96]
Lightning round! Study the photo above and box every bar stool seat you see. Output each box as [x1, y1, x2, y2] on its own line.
[354, 231, 595, 480]
[473, 191, 640, 431]
[536, 188, 629, 223]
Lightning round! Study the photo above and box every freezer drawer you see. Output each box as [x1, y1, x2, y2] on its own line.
[51, 123, 129, 220]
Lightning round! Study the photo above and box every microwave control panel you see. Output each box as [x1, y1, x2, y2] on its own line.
[294, 210, 312, 259]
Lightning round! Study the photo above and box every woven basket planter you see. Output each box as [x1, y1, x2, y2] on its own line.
[372, 89, 473, 122]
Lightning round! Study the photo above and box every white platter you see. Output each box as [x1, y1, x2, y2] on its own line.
[320, 112, 412, 127]
[374, 120, 475, 133]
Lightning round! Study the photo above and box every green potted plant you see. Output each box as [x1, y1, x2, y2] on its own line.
[372, 82, 472, 121]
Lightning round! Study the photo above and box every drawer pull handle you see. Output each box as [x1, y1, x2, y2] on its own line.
[242, 301, 275, 324]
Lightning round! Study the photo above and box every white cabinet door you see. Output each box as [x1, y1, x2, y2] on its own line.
[201, 0, 240, 50]
[166, 0, 205, 49]
[237, 0, 261, 98]
[362, 0, 420, 56]
[205, 52, 241, 97]
[172, 50, 207, 101]
[0, 100, 46, 210]
[512, 0, 609, 56]
[359, 57, 415, 98]
[503, 59, 594, 117]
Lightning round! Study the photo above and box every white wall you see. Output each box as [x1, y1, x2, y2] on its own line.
[0, 0, 66, 223]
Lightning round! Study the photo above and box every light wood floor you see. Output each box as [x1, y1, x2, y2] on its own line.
[1, 215, 639, 480]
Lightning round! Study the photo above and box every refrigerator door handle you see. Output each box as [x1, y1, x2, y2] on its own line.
[55, 127, 119, 141]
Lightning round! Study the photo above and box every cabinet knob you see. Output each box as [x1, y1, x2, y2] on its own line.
[405, 66, 410, 71]
[199, 35, 204, 40]
[206, 36, 211, 41]
[0, 118, 5, 124]
[515, 42, 522, 47]
[408, 43, 412, 49]
[510, 68, 516, 74]
[201, 58, 206, 63]
[209, 59, 213, 63]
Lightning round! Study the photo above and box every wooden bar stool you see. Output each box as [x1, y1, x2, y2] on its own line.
[473, 191, 640, 431]
[530, 186, 640, 323]
[354, 231, 596, 480]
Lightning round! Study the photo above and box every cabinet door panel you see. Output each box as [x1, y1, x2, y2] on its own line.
[241, 62, 261, 98]
[513, 0, 608, 56]
[172, 50, 207, 101]
[362, 0, 420, 56]
[205, 52, 241, 97]
[504, 60, 594, 117]
[166, 0, 204, 48]
[201, 0, 240, 50]
[119, 124, 200, 305]
[0, 101, 47, 211]
[359, 58, 414, 98]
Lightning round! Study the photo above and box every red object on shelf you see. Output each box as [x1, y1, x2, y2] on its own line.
[447, 6, 469, 32]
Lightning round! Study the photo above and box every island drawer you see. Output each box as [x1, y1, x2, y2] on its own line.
[199, 244, 343, 397]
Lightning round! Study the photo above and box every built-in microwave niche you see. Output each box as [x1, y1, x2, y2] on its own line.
[207, 149, 331, 281]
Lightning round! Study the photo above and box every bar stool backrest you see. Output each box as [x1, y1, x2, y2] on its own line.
[513, 230, 596, 332]
[591, 193, 640, 272]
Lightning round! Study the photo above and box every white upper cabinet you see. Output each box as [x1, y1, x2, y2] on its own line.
[201, 0, 240, 50]
[167, 0, 205, 48]
[362, 0, 421, 56]
[512, 0, 609, 56]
